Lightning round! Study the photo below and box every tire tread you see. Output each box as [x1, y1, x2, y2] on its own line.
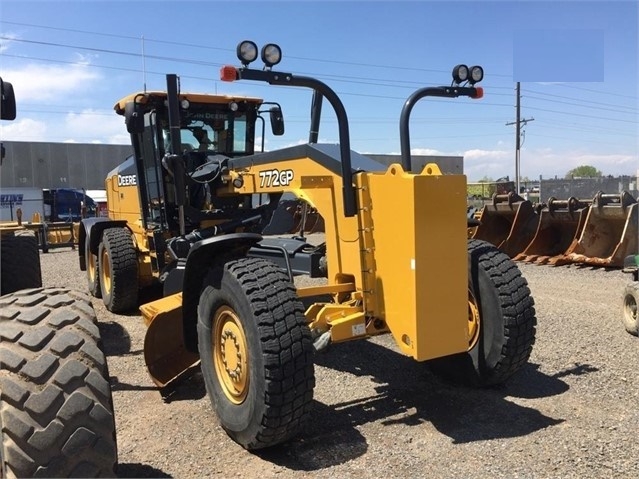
[0, 229, 42, 295]
[0, 288, 117, 478]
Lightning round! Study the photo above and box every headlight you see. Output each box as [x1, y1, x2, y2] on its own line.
[237, 41, 258, 65]
[180, 99, 190, 109]
[261, 43, 282, 68]
[469, 66, 484, 84]
[452, 64, 469, 84]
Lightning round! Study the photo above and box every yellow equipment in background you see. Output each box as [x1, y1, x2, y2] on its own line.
[78, 42, 537, 450]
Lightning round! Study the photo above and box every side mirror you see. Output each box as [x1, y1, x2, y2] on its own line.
[1, 78, 17, 121]
[124, 102, 145, 134]
[269, 106, 284, 136]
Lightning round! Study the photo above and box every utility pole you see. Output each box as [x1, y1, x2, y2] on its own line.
[506, 82, 534, 195]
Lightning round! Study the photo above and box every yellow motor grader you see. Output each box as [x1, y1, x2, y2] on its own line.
[79, 41, 536, 450]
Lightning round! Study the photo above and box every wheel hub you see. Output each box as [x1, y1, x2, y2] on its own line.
[88, 253, 96, 281]
[467, 290, 481, 349]
[213, 306, 249, 404]
[101, 248, 111, 292]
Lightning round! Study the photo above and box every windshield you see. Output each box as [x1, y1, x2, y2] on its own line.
[161, 105, 253, 156]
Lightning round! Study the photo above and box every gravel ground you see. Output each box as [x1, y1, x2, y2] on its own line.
[39, 245, 638, 479]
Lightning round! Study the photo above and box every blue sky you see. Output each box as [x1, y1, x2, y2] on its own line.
[1, 0, 637, 181]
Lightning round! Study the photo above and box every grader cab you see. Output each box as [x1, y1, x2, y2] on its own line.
[79, 42, 536, 450]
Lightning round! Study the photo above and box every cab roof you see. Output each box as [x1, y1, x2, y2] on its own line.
[113, 91, 264, 115]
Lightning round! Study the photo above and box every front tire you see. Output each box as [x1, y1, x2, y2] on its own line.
[622, 282, 639, 336]
[98, 228, 138, 313]
[428, 239, 537, 386]
[197, 257, 315, 450]
[0, 288, 117, 477]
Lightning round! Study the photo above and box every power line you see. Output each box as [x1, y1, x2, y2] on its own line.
[522, 88, 638, 113]
[1, 20, 514, 78]
[523, 94, 638, 115]
[525, 105, 638, 124]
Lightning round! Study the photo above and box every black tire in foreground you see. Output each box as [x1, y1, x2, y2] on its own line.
[98, 228, 138, 313]
[85, 240, 101, 298]
[0, 288, 117, 477]
[428, 239, 537, 386]
[0, 229, 42, 295]
[197, 257, 315, 450]
[622, 282, 639, 336]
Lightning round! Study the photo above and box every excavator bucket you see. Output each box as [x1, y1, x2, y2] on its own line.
[471, 193, 540, 258]
[558, 191, 638, 268]
[140, 293, 200, 388]
[514, 197, 591, 265]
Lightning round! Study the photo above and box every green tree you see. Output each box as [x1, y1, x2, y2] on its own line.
[565, 165, 602, 178]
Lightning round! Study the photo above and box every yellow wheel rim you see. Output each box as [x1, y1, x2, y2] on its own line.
[88, 253, 96, 283]
[101, 247, 111, 294]
[467, 290, 481, 350]
[213, 306, 249, 404]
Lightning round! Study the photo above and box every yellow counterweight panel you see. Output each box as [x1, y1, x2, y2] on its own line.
[363, 164, 469, 361]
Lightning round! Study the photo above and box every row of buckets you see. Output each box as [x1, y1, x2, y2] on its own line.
[470, 191, 638, 268]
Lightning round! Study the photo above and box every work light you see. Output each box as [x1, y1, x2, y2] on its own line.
[469, 66, 484, 84]
[261, 43, 282, 68]
[237, 41, 258, 66]
[452, 64, 469, 84]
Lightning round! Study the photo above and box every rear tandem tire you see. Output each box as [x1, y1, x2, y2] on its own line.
[428, 239, 537, 386]
[0, 229, 42, 295]
[0, 288, 117, 477]
[197, 257, 315, 450]
[98, 228, 138, 313]
[621, 282, 639, 336]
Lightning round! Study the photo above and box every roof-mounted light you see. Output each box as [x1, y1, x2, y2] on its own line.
[469, 65, 484, 85]
[261, 43, 282, 68]
[237, 40, 258, 66]
[452, 64, 469, 84]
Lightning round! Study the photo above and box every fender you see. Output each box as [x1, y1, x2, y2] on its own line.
[181, 232, 262, 352]
[78, 217, 129, 271]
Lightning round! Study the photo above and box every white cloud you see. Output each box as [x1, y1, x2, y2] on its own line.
[0, 33, 19, 53]
[4, 63, 101, 103]
[411, 148, 446, 156]
[1, 110, 128, 145]
[64, 109, 128, 144]
[0, 118, 48, 141]
[463, 149, 511, 161]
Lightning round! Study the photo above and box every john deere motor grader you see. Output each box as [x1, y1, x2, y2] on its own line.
[79, 41, 536, 450]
